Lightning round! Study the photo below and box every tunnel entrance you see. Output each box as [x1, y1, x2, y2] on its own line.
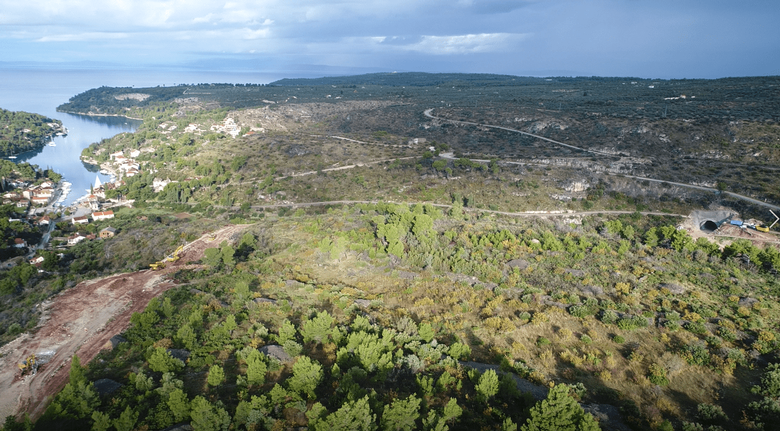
[700, 220, 718, 232]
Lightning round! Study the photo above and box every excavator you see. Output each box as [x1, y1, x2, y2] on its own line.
[150, 245, 184, 270]
[18, 354, 37, 376]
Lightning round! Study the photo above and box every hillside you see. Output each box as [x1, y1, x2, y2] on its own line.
[2, 73, 780, 431]
[57, 74, 780, 206]
[0, 109, 65, 157]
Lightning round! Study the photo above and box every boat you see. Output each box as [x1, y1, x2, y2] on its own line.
[8, 156, 16, 159]
[99, 169, 109, 174]
[48, 141, 56, 147]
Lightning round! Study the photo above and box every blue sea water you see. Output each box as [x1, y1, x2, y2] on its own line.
[0, 67, 280, 205]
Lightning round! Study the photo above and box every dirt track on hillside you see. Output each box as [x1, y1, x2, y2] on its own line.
[0, 224, 246, 420]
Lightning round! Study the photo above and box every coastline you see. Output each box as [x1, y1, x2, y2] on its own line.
[55, 110, 144, 121]
[2, 126, 67, 159]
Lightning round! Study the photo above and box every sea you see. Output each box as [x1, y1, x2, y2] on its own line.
[0, 67, 282, 206]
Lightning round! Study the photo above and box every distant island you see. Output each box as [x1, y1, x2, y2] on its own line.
[0, 108, 66, 157]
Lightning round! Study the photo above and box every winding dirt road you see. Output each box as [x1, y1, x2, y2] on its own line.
[424, 108, 780, 212]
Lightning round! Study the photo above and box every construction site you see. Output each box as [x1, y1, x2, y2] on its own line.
[687, 209, 780, 246]
[0, 224, 247, 420]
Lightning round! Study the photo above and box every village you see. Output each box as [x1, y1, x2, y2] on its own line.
[0, 145, 150, 270]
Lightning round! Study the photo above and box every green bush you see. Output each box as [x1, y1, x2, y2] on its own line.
[648, 363, 670, 386]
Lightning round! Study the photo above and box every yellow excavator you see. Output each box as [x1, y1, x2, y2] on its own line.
[150, 245, 184, 270]
[149, 262, 166, 270]
[18, 354, 37, 376]
[165, 245, 184, 262]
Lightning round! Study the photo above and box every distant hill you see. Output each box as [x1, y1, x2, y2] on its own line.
[269, 72, 546, 87]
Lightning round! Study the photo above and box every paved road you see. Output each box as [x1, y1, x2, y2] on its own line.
[424, 108, 780, 212]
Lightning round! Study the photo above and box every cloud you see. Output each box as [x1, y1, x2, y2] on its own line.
[36, 32, 129, 42]
[193, 13, 214, 24]
[0, 0, 777, 78]
[399, 33, 530, 55]
[456, 0, 536, 14]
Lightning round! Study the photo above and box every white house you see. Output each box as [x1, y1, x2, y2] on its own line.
[68, 233, 86, 245]
[91, 210, 115, 221]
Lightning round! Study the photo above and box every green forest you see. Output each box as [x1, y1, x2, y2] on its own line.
[4, 201, 780, 431]
[0, 109, 63, 157]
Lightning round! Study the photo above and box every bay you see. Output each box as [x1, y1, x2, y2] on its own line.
[0, 67, 281, 206]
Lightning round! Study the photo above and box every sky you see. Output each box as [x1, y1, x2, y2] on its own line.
[1, 0, 779, 80]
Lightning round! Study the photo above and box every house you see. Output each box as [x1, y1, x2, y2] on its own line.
[36, 188, 53, 198]
[68, 233, 86, 245]
[153, 178, 175, 192]
[87, 195, 100, 211]
[72, 215, 89, 225]
[13, 238, 27, 248]
[30, 256, 45, 265]
[130, 149, 141, 158]
[32, 196, 50, 205]
[100, 227, 117, 239]
[109, 151, 124, 160]
[38, 215, 51, 226]
[91, 210, 115, 221]
[16, 200, 29, 208]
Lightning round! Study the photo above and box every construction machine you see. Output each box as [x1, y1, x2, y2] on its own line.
[165, 245, 184, 262]
[18, 354, 37, 376]
[150, 245, 184, 270]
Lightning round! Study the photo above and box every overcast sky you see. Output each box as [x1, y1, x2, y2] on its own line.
[1, 0, 778, 79]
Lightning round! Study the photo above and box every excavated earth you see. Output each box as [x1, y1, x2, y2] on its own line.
[0, 224, 246, 420]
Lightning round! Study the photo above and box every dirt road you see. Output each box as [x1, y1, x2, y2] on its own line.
[425, 108, 780, 212]
[0, 224, 245, 420]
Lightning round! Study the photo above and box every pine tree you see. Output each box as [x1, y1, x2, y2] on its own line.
[313, 396, 376, 431]
[148, 347, 184, 373]
[475, 369, 500, 403]
[277, 319, 297, 344]
[245, 350, 268, 386]
[287, 356, 323, 399]
[91, 411, 111, 431]
[190, 396, 230, 431]
[207, 365, 225, 387]
[381, 394, 421, 431]
[167, 388, 190, 422]
[69, 355, 86, 386]
[113, 407, 138, 431]
[521, 384, 600, 431]
[301, 310, 335, 344]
